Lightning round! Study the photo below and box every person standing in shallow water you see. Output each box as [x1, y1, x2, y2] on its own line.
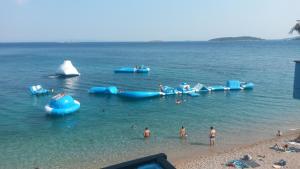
[209, 126, 216, 146]
[179, 126, 187, 138]
[144, 127, 151, 138]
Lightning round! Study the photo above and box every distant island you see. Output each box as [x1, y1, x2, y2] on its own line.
[209, 36, 265, 42]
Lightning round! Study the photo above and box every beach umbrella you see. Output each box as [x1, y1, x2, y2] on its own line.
[289, 20, 300, 34]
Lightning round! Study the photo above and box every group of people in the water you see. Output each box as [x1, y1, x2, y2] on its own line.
[143, 126, 217, 146]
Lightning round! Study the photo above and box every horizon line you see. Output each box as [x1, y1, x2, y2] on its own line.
[0, 35, 299, 43]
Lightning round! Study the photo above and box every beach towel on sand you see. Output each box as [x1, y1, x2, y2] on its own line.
[226, 160, 249, 169]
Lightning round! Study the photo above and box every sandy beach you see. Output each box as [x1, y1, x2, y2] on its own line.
[173, 130, 300, 169]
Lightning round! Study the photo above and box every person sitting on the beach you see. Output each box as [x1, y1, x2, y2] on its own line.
[273, 143, 289, 152]
[179, 126, 187, 138]
[276, 130, 282, 137]
[209, 126, 216, 146]
[144, 127, 151, 138]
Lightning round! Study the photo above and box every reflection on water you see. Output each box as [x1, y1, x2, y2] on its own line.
[63, 76, 79, 90]
[57, 76, 80, 95]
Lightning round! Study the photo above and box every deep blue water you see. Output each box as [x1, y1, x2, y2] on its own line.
[0, 41, 300, 168]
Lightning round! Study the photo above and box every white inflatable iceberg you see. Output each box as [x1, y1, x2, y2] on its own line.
[56, 60, 80, 77]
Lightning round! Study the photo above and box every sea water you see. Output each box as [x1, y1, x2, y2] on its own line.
[0, 41, 300, 168]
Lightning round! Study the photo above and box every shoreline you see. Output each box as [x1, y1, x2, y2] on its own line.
[172, 129, 300, 169]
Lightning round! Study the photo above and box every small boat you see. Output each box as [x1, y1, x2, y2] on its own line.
[29, 85, 51, 95]
[45, 94, 80, 115]
[89, 86, 118, 94]
[103, 153, 175, 169]
[114, 65, 150, 73]
[118, 91, 163, 99]
[56, 60, 80, 77]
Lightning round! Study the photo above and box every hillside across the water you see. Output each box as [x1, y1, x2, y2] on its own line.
[209, 36, 265, 41]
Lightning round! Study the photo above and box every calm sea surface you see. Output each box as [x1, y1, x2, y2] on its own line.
[0, 41, 300, 168]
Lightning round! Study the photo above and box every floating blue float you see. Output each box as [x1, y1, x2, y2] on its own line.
[45, 94, 80, 115]
[89, 86, 118, 94]
[114, 65, 150, 73]
[200, 80, 254, 92]
[161, 83, 202, 95]
[161, 86, 177, 95]
[226, 80, 242, 90]
[29, 85, 51, 95]
[118, 91, 162, 99]
[241, 82, 254, 90]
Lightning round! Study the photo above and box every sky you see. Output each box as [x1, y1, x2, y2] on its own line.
[0, 0, 300, 42]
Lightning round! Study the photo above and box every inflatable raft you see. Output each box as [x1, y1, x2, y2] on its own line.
[118, 91, 163, 99]
[114, 66, 150, 73]
[45, 94, 80, 115]
[29, 85, 50, 95]
[89, 86, 118, 94]
[56, 60, 80, 77]
[200, 80, 254, 92]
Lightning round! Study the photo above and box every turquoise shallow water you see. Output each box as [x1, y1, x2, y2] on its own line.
[0, 41, 300, 168]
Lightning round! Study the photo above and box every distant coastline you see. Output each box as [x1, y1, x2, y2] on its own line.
[1, 36, 300, 44]
[209, 36, 265, 42]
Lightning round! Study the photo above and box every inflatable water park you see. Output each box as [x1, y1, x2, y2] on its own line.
[56, 60, 80, 77]
[200, 80, 254, 92]
[45, 93, 80, 116]
[29, 60, 254, 115]
[114, 65, 150, 73]
[89, 80, 254, 99]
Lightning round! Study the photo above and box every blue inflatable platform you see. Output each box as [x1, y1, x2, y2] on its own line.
[45, 94, 80, 115]
[89, 86, 118, 94]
